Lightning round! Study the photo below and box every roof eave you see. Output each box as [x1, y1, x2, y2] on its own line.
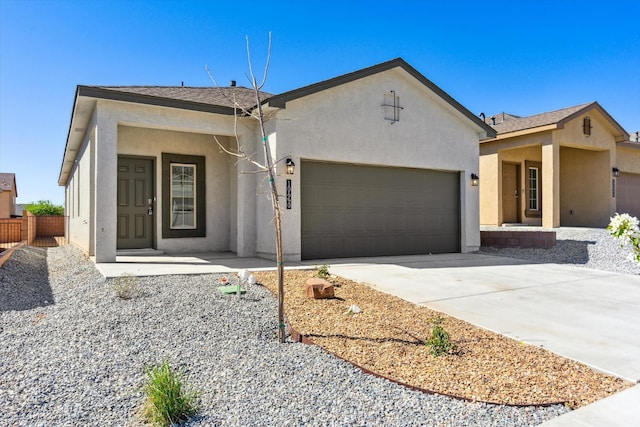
[77, 86, 238, 116]
[485, 124, 558, 142]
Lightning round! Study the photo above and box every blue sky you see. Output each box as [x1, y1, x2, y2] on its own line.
[1, 0, 638, 205]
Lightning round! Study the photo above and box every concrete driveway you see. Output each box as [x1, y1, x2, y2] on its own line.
[328, 253, 640, 383]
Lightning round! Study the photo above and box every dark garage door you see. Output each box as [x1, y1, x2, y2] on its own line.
[301, 161, 460, 259]
[617, 172, 640, 218]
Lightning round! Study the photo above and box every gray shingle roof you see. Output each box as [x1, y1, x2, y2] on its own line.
[91, 86, 273, 110]
[489, 102, 593, 134]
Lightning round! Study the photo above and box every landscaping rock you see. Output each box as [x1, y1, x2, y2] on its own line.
[304, 278, 334, 299]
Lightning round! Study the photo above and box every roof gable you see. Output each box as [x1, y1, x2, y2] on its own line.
[0, 173, 17, 195]
[266, 58, 496, 138]
[487, 102, 628, 141]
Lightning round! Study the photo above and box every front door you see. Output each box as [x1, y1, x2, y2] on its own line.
[117, 157, 154, 249]
[502, 163, 520, 223]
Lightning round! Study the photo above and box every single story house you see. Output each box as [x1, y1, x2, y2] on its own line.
[479, 102, 638, 228]
[59, 58, 495, 263]
[0, 173, 18, 218]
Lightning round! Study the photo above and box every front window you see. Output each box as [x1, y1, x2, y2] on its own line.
[162, 153, 205, 238]
[170, 163, 196, 229]
[528, 167, 539, 211]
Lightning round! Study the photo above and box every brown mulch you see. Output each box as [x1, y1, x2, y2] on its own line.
[254, 270, 632, 409]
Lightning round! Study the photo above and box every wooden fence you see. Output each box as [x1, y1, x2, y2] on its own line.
[0, 213, 67, 249]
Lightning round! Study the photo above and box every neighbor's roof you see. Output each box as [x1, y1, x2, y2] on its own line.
[489, 103, 592, 134]
[77, 85, 273, 113]
[486, 102, 628, 141]
[0, 173, 17, 196]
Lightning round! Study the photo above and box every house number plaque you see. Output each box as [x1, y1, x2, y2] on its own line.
[286, 179, 292, 209]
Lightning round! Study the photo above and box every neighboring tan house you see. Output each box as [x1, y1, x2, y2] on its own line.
[59, 58, 495, 263]
[479, 102, 633, 228]
[0, 173, 18, 218]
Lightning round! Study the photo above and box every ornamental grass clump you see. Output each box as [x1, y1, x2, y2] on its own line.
[607, 213, 640, 264]
[142, 360, 200, 427]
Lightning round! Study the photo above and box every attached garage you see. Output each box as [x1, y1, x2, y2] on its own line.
[617, 172, 640, 218]
[301, 161, 460, 259]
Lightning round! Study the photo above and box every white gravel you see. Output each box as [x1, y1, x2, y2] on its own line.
[481, 227, 640, 276]
[0, 245, 570, 426]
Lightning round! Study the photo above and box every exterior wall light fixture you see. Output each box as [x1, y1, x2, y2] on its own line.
[612, 167, 620, 177]
[286, 158, 295, 175]
[471, 173, 479, 186]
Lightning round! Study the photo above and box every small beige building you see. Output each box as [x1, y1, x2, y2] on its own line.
[479, 102, 636, 228]
[59, 58, 495, 262]
[0, 173, 18, 218]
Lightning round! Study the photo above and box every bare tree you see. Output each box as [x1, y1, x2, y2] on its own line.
[206, 33, 287, 343]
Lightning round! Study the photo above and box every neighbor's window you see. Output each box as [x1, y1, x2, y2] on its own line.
[528, 167, 539, 211]
[170, 163, 196, 229]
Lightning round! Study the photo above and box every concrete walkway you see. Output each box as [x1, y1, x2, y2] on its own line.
[95, 251, 640, 426]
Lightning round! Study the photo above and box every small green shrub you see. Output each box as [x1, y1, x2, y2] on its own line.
[25, 200, 64, 216]
[113, 275, 141, 300]
[426, 316, 455, 357]
[142, 360, 200, 427]
[315, 264, 330, 279]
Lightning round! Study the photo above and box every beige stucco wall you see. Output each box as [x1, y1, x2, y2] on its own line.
[616, 143, 640, 174]
[555, 111, 616, 226]
[555, 110, 621, 150]
[261, 67, 486, 258]
[559, 147, 613, 227]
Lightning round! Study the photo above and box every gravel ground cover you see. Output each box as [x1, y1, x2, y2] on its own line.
[255, 270, 631, 409]
[0, 245, 571, 426]
[480, 227, 640, 276]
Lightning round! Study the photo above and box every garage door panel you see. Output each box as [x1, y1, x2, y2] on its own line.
[617, 173, 640, 218]
[301, 161, 460, 259]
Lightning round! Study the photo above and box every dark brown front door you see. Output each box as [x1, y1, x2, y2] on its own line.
[502, 163, 520, 223]
[117, 157, 154, 249]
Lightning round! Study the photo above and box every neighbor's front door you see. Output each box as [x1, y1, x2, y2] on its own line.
[117, 157, 154, 249]
[502, 163, 520, 224]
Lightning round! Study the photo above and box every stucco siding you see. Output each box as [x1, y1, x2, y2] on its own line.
[479, 152, 499, 226]
[555, 111, 617, 150]
[262, 68, 482, 257]
[66, 113, 96, 255]
[560, 147, 613, 227]
[616, 143, 640, 174]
